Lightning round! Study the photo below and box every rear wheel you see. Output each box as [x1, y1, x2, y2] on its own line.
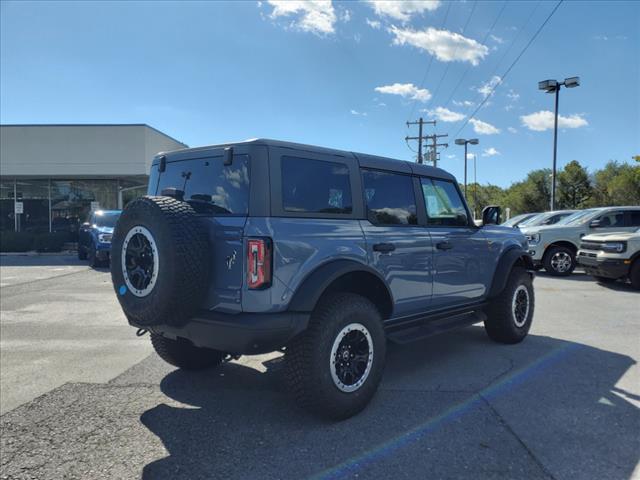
[543, 246, 575, 276]
[485, 267, 534, 344]
[150, 333, 226, 370]
[630, 259, 640, 290]
[285, 293, 386, 420]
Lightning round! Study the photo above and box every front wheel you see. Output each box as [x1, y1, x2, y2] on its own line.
[285, 293, 386, 420]
[543, 246, 576, 276]
[150, 333, 226, 370]
[485, 267, 535, 344]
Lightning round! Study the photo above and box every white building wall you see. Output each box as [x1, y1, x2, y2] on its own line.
[0, 125, 186, 177]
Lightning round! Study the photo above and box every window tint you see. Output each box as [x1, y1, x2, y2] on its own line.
[597, 211, 624, 228]
[627, 210, 640, 227]
[281, 157, 352, 214]
[362, 170, 417, 225]
[421, 178, 469, 227]
[157, 155, 250, 215]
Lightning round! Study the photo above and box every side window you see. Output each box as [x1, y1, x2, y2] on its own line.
[421, 178, 469, 227]
[626, 210, 640, 227]
[597, 211, 624, 228]
[362, 169, 417, 225]
[281, 156, 352, 214]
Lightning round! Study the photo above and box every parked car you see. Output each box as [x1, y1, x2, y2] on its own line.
[78, 209, 121, 267]
[521, 206, 640, 276]
[516, 210, 577, 229]
[110, 139, 535, 419]
[577, 229, 640, 289]
[501, 212, 540, 228]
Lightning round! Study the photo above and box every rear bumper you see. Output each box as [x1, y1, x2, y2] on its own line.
[577, 255, 629, 279]
[136, 310, 310, 355]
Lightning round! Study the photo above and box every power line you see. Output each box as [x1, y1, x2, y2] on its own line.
[441, 1, 508, 110]
[454, 0, 564, 138]
[406, 118, 436, 163]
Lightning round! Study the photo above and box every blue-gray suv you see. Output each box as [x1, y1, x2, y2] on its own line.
[110, 139, 535, 419]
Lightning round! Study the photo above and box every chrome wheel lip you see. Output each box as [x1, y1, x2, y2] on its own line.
[512, 284, 530, 328]
[550, 251, 572, 273]
[121, 226, 159, 298]
[330, 323, 374, 393]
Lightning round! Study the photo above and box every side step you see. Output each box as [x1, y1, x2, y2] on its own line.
[385, 308, 487, 344]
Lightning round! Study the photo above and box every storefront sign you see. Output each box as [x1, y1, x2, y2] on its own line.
[14, 202, 23, 214]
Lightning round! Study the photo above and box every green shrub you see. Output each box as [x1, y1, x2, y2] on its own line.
[0, 231, 35, 252]
[33, 232, 67, 252]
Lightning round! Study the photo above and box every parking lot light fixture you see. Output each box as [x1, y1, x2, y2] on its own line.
[455, 138, 479, 198]
[538, 76, 580, 210]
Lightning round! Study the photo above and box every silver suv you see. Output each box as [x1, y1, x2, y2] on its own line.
[521, 206, 640, 276]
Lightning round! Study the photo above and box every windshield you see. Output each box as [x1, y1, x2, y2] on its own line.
[556, 209, 599, 226]
[518, 212, 546, 227]
[502, 213, 532, 227]
[94, 212, 121, 228]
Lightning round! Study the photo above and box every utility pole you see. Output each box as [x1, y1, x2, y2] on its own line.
[406, 118, 435, 163]
[424, 133, 448, 168]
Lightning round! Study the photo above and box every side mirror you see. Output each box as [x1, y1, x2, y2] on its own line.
[482, 205, 501, 226]
[589, 219, 601, 228]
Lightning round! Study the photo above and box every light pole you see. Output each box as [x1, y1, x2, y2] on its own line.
[454, 138, 479, 198]
[538, 76, 580, 210]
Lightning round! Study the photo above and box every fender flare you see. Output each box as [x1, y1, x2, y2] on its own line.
[287, 260, 393, 313]
[488, 247, 534, 298]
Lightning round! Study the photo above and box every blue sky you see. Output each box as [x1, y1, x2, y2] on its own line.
[1, 0, 638, 187]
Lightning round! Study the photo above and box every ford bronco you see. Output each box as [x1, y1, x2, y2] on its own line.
[110, 139, 535, 419]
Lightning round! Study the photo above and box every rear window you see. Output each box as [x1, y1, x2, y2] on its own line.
[281, 156, 352, 214]
[156, 155, 250, 215]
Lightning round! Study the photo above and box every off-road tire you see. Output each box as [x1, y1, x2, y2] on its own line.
[630, 259, 640, 290]
[150, 333, 226, 370]
[78, 245, 87, 260]
[485, 267, 534, 344]
[543, 245, 576, 276]
[284, 293, 386, 420]
[111, 196, 210, 327]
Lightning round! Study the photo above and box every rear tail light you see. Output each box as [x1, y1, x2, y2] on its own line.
[247, 238, 272, 289]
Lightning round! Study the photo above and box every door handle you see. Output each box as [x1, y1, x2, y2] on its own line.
[436, 241, 453, 251]
[373, 242, 396, 253]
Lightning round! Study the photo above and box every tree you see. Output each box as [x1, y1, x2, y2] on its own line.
[589, 161, 640, 206]
[557, 160, 592, 209]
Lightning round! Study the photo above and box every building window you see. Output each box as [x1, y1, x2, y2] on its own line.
[14, 179, 50, 233]
[0, 180, 15, 232]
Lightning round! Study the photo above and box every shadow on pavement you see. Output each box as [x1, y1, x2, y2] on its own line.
[537, 270, 638, 292]
[0, 254, 85, 267]
[140, 328, 639, 479]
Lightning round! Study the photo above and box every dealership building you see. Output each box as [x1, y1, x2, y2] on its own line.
[0, 124, 187, 235]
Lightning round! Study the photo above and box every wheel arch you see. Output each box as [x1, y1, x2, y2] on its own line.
[488, 247, 534, 298]
[287, 260, 394, 319]
[544, 240, 579, 257]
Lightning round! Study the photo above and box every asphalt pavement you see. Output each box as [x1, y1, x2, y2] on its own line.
[0, 255, 639, 479]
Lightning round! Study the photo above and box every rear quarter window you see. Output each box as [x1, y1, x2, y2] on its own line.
[281, 156, 352, 214]
[156, 155, 250, 215]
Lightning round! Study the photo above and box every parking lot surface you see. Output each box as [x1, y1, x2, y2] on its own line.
[1, 255, 639, 479]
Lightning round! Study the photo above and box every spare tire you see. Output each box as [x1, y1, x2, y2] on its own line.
[110, 196, 210, 327]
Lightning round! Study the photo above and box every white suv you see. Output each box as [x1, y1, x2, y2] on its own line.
[521, 206, 640, 276]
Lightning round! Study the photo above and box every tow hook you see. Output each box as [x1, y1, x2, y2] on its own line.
[136, 328, 148, 337]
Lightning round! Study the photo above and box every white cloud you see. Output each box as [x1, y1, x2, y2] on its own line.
[466, 153, 474, 160]
[366, 18, 381, 29]
[469, 118, 500, 135]
[446, 154, 456, 159]
[340, 8, 351, 22]
[389, 26, 489, 65]
[425, 106, 465, 122]
[266, 0, 336, 35]
[350, 109, 367, 116]
[507, 127, 517, 133]
[520, 110, 588, 131]
[367, 0, 440, 22]
[490, 34, 504, 44]
[482, 147, 500, 157]
[477, 75, 501, 97]
[374, 83, 432, 102]
[453, 99, 475, 107]
[506, 89, 519, 101]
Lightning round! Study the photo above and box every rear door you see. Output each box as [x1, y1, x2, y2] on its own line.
[154, 148, 251, 313]
[419, 177, 491, 308]
[360, 168, 433, 316]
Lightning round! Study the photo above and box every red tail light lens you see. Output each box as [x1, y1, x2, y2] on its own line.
[247, 238, 272, 289]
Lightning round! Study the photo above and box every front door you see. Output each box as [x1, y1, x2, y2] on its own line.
[360, 169, 433, 316]
[419, 177, 491, 308]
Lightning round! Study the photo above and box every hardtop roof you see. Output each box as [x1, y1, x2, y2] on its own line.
[156, 138, 455, 181]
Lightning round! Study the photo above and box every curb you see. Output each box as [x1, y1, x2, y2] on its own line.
[0, 250, 77, 257]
